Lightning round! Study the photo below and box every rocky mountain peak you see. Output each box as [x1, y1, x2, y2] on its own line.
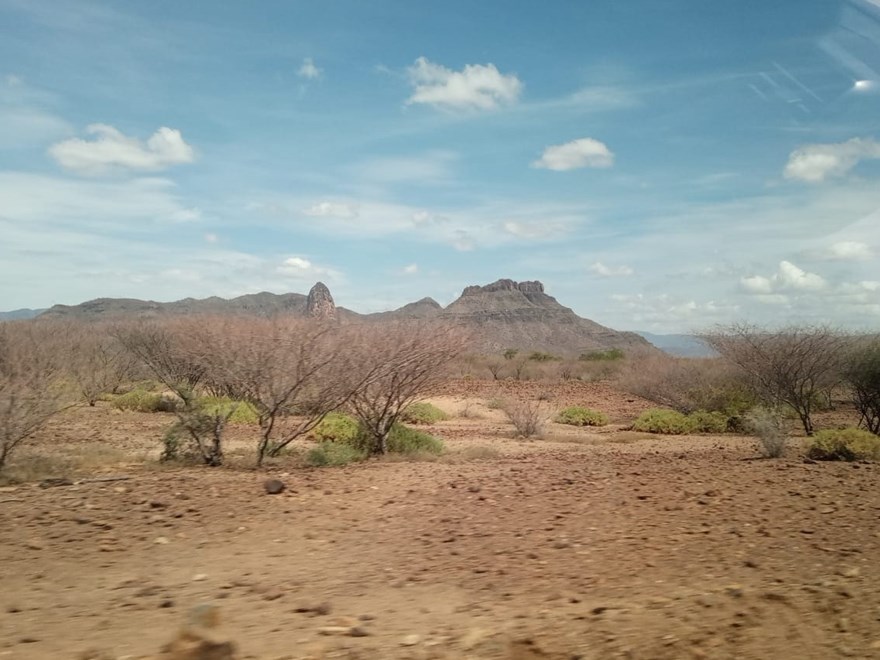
[306, 282, 336, 319]
[460, 279, 545, 297]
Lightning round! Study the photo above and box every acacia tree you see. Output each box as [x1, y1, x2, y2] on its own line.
[206, 317, 358, 466]
[0, 322, 71, 471]
[700, 324, 848, 436]
[116, 318, 229, 466]
[346, 321, 469, 455]
[843, 337, 880, 434]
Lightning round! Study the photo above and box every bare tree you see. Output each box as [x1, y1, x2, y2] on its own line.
[701, 324, 848, 435]
[116, 318, 228, 466]
[66, 322, 138, 406]
[843, 337, 880, 434]
[346, 321, 469, 455]
[207, 317, 358, 466]
[0, 322, 72, 471]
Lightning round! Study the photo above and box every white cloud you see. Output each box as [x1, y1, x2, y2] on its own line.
[783, 137, 880, 183]
[406, 57, 522, 111]
[402, 263, 418, 275]
[303, 201, 359, 218]
[298, 57, 321, 80]
[590, 261, 633, 277]
[276, 256, 335, 279]
[825, 240, 874, 261]
[204, 233, 219, 244]
[741, 260, 827, 294]
[532, 138, 614, 171]
[350, 151, 456, 185]
[49, 124, 195, 175]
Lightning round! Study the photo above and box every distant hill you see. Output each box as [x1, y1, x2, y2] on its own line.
[0, 308, 45, 321]
[24, 279, 652, 356]
[635, 331, 715, 358]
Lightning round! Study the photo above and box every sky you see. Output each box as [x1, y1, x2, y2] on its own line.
[1, 0, 879, 333]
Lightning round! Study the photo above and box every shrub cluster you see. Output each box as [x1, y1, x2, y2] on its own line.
[111, 389, 177, 413]
[198, 396, 260, 425]
[307, 413, 444, 466]
[555, 406, 608, 427]
[399, 402, 449, 425]
[806, 428, 880, 462]
[580, 348, 624, 362]
[632, 408, 728, 435]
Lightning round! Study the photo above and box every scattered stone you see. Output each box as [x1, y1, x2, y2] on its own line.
[318, 627, 351, 636]
[401, 634, 421, 647]
[348, 627, 370, 637]
[160, 604, 236, 660]
[264, 479, 285, 495]
[192, 574, 208, 582]
[261, 587, 283, 601]
[150, 501, 170, 509]
[155, 537, 170, 545]
[25, 540, 44, 551]
[160, 599, 175, 609]
[39, 478, 73, 488]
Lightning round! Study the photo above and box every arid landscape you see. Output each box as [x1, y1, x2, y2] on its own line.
[2, 377, 879, 660]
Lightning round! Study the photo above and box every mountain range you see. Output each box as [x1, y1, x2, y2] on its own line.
[4, 279, 677, 356]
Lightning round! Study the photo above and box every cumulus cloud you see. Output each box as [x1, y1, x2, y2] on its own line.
[825, 240, 874, 261]
[783, 137, 880, 183]
[303, 201, 358, 218]
[589, 261, 633, 277]
[298, 57, 321, 80]
[740, 260, 827, 294]
[277, 255, 334, 278]
[49, 124, 195, 175]
[532, 138, 614, 171]
[406, 57, 522, 110]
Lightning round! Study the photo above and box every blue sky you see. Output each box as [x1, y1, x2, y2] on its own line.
[1, 0, 879, 332]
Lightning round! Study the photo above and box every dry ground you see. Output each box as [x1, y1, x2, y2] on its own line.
[1, 380, 879, 659]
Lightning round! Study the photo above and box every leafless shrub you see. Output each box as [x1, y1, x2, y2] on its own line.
[502, 399, 547, 438]
[65, 322, 138, 406]
[701, 324, 848, 436]
[346, 321, 470, 455]
[744, 407, 787, 458]
[205, 317, 357, 466]
[842, 337, 880, 435]
[0, 322, 72, 471]
[116, 318, 229, 466]
[617, 353, 754, 419]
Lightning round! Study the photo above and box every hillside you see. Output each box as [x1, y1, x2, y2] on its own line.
[25, 279, 650, 356]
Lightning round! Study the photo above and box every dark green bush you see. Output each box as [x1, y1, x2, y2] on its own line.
[807, 428, 880, 462]
[400, 402, 450, 425]
[555, 406, 608, 427]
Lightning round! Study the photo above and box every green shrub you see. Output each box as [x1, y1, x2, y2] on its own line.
[311, 412, 360, 443]
[689, 410, 729, 433]
[385, 424, 444, 455]
[632, 408, 734, 435]
[400, 402, 449, 425]
[486, 397, 505, 410]
[305, 441, 367, 467]
[197, 396, 259, 425]
[807, 428, 880, 462]
[632, 409, 696, 434]
[580, 348, 625, 362]
[112, 389, 177, 413]
[555, 406, 608, 427]
[528, 351, 559, 362]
